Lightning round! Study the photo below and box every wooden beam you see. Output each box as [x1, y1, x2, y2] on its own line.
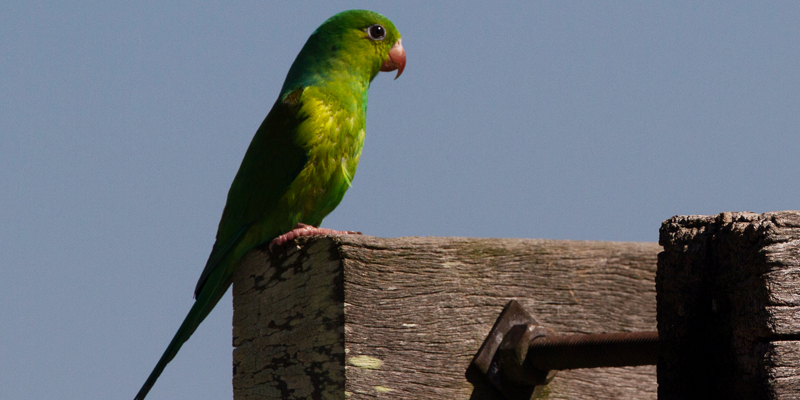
[232, 236, 660, 399]
[658, 211, 800, 399]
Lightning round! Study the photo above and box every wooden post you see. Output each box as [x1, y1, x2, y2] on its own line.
[658, 211, 800, 399]
[231, 236, 659, 399]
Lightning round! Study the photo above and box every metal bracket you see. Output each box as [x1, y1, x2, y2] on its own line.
[470, 301, 557, 400]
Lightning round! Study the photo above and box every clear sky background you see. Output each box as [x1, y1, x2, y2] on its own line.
[2, 2, 799, 399]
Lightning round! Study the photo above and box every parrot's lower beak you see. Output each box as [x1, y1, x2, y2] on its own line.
[381, 39, 406, 80]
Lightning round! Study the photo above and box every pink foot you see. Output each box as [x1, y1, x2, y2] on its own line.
[269, 223, 361, 250]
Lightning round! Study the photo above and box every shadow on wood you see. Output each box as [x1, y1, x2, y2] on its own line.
[658, 211, 800, 400]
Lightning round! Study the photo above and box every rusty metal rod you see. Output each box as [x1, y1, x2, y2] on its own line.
[526, 331, 658, 371]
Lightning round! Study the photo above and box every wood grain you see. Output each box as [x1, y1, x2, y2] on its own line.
[658, 211, 800, 400]
[232, 236, 660, 399]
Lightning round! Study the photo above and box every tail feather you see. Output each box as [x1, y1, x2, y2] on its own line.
[133, 277, 230, 400]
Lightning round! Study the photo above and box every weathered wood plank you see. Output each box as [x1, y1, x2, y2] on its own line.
[232, 236, 660, 399]
[657, 211, 800, 400]
[764, 341, 800, 398]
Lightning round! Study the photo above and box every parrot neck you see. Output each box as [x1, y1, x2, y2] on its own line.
[281, 65, 372, 102]
[280, 30, 378, 101]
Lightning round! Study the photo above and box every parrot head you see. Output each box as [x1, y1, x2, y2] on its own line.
[281, 10, 405, 95]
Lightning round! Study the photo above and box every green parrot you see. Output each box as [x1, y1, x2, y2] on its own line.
[134, 10, 404, 400]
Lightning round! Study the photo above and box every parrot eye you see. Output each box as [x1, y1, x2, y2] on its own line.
[366, 24, 386, 40]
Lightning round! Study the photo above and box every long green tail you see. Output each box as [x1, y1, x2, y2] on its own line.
[133, 276, 231, 400]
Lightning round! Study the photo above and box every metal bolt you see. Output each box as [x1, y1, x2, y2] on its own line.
[471, 300, 659, 400]
[526, 330, 658, 371]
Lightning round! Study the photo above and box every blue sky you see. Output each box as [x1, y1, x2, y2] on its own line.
[2, 2, 799, 399]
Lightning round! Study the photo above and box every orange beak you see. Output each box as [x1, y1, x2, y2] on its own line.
[380, 39, 406, 80]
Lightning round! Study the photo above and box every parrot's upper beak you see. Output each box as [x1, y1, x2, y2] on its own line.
[381, 39, 406, 80]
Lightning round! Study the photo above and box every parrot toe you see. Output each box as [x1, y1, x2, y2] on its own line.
[269, 223, 361, 251]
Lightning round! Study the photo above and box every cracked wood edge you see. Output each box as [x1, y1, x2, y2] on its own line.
[658, 211, 800, 400]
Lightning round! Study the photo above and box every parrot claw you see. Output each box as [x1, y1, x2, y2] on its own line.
[269, 223, 361, 251]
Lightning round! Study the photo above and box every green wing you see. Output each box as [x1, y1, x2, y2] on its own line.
[194, 88, 308, 296]
[134, 91, 308, 400]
